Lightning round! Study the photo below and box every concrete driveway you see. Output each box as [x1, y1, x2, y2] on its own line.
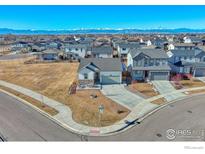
[152, 81, 186, 102]
[196, 77, 205, 83]
[101, 84, 145, 110]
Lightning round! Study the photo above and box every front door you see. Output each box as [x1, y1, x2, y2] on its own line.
[94, 72, 100, 83]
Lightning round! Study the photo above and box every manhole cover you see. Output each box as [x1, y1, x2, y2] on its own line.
[187, 110, 192, 113]
[156, 133, 162, 137]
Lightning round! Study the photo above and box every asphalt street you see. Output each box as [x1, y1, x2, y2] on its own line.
[0, 92, 82, 141]
[0, 54, 31, 60]
[0, 91, 205, 141]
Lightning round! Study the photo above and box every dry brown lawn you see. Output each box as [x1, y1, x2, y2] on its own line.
[68, 90, 129, 127]
[129, 83, 159, 97]
[129, 83, 166, 105]
[179, 79, 205, 88]
[151, 98, 167, 105]
[184, 89, 205, 95]
[0, 59, 129, 127]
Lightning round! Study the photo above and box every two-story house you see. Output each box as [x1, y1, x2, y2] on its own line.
[117, 42, 140, 65]
[91, 46, 113, 58]
[168, 43, 196, 51]
[168, 47, 205, 77]
[127, 49, 171, 81]
[62, 44, 91, 59]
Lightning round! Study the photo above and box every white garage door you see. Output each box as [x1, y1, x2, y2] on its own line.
[101, 75, 121, 84]
[195, 68, 205, 77]
[150, 72, 169, 80]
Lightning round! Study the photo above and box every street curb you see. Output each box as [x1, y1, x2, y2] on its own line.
[105, 92, 205, 136]
[0, 89, 85, 137]
[1, 87, 205, 137]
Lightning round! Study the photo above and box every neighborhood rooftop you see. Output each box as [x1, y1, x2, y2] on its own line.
[130, 48, 169, 59]
[78, 58, 122, 72]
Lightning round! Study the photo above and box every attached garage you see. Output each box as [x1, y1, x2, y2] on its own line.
[100, 72, 122, 84]
[150, 72, 169, 80]
[195, 68, 205, 77]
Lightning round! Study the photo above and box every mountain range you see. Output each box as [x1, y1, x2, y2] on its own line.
[1, 28, 205, 35]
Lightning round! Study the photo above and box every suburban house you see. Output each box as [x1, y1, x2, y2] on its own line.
[37, 49, 61, 61]
[78, 58, 122, 85]
[117, 42, 140, 64]
[183, 36, 192, 43]
[46, 42, 61, 49]
[127, 49, 171, 81]
[91, 46, 113, 58]
[168, 43, 196, 51]
[152, 38, 167, 49]
[62, 44, 91, 58]
[168, 47, 205, 77]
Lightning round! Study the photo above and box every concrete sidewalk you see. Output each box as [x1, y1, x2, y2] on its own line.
[152, 81, 186, 101]
[1, 80, 205, 136]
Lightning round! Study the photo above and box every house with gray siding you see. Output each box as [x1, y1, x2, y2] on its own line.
[78, 58, 122, 85]
[91, 46, 113, 58]
[117, 42, 140, 65]
[62, 44, 91, 59]
[37, 49, 61, 61]
[127, 49, 171, 81]
[168, 47, 205, 77]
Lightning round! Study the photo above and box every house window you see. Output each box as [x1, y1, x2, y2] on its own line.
[150, 59, 154, 66]
[84, 73, 88, 79]
[75, 48, 78, 51]
[156, 59, 160, 66]
[122, 48, 126, 51]
[144, 58, 148, 66]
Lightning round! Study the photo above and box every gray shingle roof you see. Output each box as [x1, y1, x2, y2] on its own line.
[78, 58, 122, 72]
[118, 42, 140, 49]
[171, 49, 199, 57]
[130, 49, 169, 59]
[132, 65, 171, 71]
[42, 49, 61, 54]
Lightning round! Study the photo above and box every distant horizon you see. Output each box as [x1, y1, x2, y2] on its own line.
[0, 6, 205, 30]
[1, 27, 205, 31]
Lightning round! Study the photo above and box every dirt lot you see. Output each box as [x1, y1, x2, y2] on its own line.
[0, 59, 129, 127]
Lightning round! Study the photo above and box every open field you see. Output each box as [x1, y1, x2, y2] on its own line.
[0, 58, 129, 126]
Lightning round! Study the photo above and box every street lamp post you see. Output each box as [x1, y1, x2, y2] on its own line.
[98, 104, 104, 127]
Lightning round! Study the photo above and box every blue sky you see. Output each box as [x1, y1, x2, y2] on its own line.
[0, 5, 205, 30]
